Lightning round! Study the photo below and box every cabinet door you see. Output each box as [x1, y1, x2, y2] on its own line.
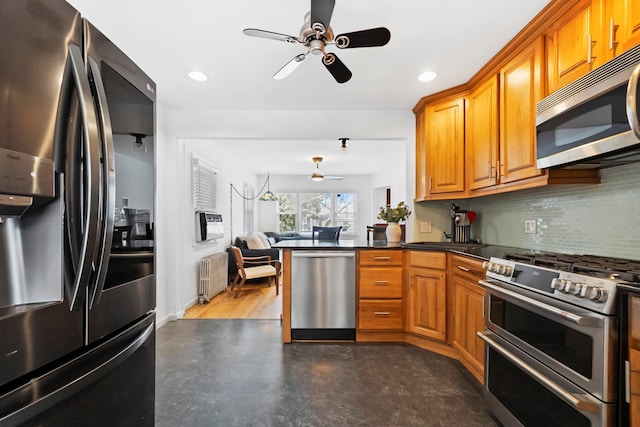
[452, 277, 485, 377]
[611, 0, 640, 55]
[499, 36, 545, 184]
[425, 98, 465, 195]
[546, 0, 601, 93]
[415, 108, 428, 200]
[407, 267, 447, 341]
[467, 76, 499, 190]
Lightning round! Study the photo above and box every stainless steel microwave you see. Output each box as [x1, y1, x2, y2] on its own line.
[536, 43, 640, 169]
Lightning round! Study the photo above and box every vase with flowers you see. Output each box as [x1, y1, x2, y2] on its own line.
[377, 201, 411, 243]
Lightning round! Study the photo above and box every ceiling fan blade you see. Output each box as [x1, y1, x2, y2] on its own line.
[310, 0, 335, 33]
[335, 27, 391, 49]
[243, 28, 300, 43]
[322, 53, 352, 83]
[274, 54, 307, 80]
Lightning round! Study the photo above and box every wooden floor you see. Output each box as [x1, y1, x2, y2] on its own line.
[184, 279, 281, 319]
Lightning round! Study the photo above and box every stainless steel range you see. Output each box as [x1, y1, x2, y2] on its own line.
[478, 252, 640, 427]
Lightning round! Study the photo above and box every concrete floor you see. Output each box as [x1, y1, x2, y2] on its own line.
[155, 319, 500, 427]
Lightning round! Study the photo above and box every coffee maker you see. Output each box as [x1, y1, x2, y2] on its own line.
[444, 203, 475, 243]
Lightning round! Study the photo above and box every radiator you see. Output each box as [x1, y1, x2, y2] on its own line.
[198, 252, 228, 304]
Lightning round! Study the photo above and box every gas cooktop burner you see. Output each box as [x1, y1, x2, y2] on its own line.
[504, 252, 640, 283]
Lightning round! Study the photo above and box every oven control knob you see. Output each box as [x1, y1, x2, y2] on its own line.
[482, 261, 494, 272]
[551, 278, 565, 291]
[495, 264, 513, 276]
[580, 286, 608, 302]
[564, 281, 583, 295]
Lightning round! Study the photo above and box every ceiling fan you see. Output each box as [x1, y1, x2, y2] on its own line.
[311, 156, 343, 181]
[243, 0, 391, 83]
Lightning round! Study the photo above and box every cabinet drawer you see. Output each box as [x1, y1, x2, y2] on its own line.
[358, 300, 403, 331]
[450, 254, 485, 282]
[409, 251, 446, 269]
[359, 267, 403, 298]
[359, 250, 403, 266]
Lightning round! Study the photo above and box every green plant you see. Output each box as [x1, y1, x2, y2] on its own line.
[377, 201, 411, 223]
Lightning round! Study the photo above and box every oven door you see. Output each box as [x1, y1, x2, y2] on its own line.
[481, 279, 618, 402]
[479, 330, 616, 427]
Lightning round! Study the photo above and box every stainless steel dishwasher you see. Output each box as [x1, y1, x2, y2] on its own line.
[290, 250, 356, 340]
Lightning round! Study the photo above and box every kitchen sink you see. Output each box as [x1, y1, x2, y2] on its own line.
[402, 241, 487, 251]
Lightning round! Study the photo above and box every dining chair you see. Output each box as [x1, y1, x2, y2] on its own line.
[229, 246, 281, 298]
[311, 226, 342, 241]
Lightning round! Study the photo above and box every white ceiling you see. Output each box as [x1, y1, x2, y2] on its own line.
[67, 0, 551, 176]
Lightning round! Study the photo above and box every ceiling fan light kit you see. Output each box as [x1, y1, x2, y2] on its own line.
[243, 0, 390, 83]
[309, 156, 343, 181]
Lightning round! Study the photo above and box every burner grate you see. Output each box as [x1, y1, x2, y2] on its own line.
[503, 252, 640, 283]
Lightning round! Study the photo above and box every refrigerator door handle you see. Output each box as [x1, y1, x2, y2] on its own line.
[0, 319, 154, 426]
[86, 56, 116, 308]
[65, 44, 102, 312]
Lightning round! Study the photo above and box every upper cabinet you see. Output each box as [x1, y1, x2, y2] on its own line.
[499, 37, 545, 184]
[467, 76, 499, 191]
[425, 98, 465, 196]
[607, 0, 640, 59]
[415, 108, 427, 201]
[413, 0, 607, 202]
[546, 0, 603, 93]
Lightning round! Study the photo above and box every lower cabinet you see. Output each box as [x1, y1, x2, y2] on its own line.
[358, 299, 403, 330]
[629, 295, 640, 425]
[451, 254, 486, 383]
[355, 250, 487, 384]
[357, 249, 404, 332]
[407, 252, 447, 342]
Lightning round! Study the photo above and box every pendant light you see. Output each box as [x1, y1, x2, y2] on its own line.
[259, 173, 277, 201]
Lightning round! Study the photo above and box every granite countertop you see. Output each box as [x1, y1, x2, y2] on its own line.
[272, 238, 399, 250]
[272, 238, 532, 261]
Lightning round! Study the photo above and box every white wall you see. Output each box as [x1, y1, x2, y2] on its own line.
[154, 108, 416, 324]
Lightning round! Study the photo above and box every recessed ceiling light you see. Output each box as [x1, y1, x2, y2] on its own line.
[418, 71, 437, 82]
[188, 71, 208, 82]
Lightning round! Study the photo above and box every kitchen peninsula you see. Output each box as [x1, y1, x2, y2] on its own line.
[274, 238, 401, 343]
[274, 238, 536, 384]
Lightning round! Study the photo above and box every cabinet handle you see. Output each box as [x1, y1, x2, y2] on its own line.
[373, 256, 391, 261]
[373, 280, 390, 285]
[587, 34, 593, 64]
[497, 161, 503, 179]
[428, 176, 433, 191]
[482, 295, 485, 319]
[457, 265, 470, 272]
[609, 18, 618, 51]
[374, 312, 391, 316]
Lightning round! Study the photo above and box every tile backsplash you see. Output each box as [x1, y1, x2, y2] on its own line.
[414, 163, 640, 260]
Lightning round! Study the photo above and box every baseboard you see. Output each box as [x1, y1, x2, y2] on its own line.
[156, 313, 178, 329]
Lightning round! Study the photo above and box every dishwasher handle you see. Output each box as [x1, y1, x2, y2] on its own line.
[292, 251, 356, 258]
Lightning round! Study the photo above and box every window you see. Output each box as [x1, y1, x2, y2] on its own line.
[277, 193, 297, 233]
[277, 192, 357, 234]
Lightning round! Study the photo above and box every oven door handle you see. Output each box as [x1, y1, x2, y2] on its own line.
[479, 280, 603, 327]
[478, 331, 600, 414]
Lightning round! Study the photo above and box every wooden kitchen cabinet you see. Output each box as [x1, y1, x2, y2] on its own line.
[499, 36, 545, 184]
[467, 76, 499, 191]
[450, 255, 486, 384]
[357, 250, 404, 333]
[605, 0, 640, 59]
[423, 97, 466, 197]
[546, 0, 604, 93]
[407, 251, 447, 342]
[628, 295, 640, 425]
[415, 108, 428, 201]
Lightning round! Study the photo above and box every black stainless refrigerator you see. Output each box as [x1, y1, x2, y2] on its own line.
[0, 1, 156, 425]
